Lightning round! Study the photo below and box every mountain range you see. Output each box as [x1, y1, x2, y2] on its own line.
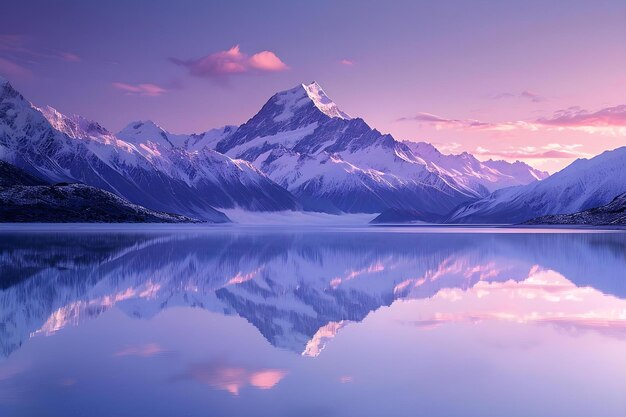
[447, 146, 626, 224]
[2, 75, 625, 224]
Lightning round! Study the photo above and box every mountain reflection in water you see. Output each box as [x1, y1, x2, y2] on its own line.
[1, 228, 625, 359]
[1, 227, 626, 417]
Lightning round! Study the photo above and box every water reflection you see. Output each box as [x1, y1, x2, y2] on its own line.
[1, 228, 626, 417]
[1, 229, 625, 359]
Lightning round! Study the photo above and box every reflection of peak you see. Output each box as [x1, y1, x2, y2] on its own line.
[303, 321, 349, 357]
[1, 231, 625, 359]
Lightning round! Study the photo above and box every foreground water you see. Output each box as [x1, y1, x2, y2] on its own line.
[0, 226, 625, 417]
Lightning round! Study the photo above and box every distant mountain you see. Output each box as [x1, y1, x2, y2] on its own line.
[403, 141, 548, 195]
[214, 82, 490, 214]
[447, 147, 626, 224]
[0, 77, 299, 221]
[525, 192, 626, 226]
[0, 161, 200, 223]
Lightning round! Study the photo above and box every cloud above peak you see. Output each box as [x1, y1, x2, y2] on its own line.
[172, 45, 289, 80]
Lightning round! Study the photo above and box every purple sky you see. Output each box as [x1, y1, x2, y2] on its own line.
[1, 0, 625, 172]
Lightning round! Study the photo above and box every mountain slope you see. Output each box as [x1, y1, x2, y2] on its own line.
[0, 161, 199, 223]
[0, 77, 299, 220]
[447, 146, 626, 224]
[215, 82, 482, 214]
[116, 120, 299, 211]
[0, 159, 47, 187]
[524, 192, 626, 226]
[403, 141, 548, 195]
[0, 183, 200, 223]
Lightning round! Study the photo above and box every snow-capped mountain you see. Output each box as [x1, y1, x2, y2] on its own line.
[214, 82, 488, 214]
[447, 146, 626, 224]
[212, 82, 549, 214]
[0, 77, 298, 220]
[116, 120, 298, 211]
[403, 141, 548, 195]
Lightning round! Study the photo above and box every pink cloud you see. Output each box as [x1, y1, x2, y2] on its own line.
[397, 112, 499, 130]
[399, 104, 626, 136]
[474, 144, 591, 160]
[493, 90, 546, 103]
[112, 82, 167, 97]
[172, 362, 287, 395]
[538, 105, 626, 128]
[171, 45, 289, 80]
[60, 52, 81, 62]
[339, 59, 355, 66]
[248, 50, 288, 71]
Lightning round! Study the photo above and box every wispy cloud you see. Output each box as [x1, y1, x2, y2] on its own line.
[398, 104, 626, 136]
[60, 52, 81, 62]
[396, 112, 537, 132]
[112, 82, 167, 97]
[172, 45, 288, 81]
[537, 105, 626, 134]
[474, 143, 591, 160]
[339, 59, 355, 66]
[0, 35, 82, 78]
[492, 90, 547, 103]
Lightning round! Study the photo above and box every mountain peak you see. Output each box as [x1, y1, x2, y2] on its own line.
[269, 82, 351, 122]
[117, 120, 176, 148]
[301, 81, 351, 120]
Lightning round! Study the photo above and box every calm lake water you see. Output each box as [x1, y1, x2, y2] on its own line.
[0, 226, 625, 417]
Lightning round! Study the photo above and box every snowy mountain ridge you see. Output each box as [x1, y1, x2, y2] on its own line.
[1, 77, 552, 220]
[447, 146, 626, 224]
[0, 79, 299, 220]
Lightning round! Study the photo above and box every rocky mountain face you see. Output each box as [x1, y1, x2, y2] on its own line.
[0, 160, 201, 223]
[525, 192, 626, 226]
[447, 146, 626, 224]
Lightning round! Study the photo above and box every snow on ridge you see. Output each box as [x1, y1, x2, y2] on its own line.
[302, 81, 351, 120]
[271, 81, 351, 122]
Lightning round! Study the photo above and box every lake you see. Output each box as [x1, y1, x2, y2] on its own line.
[1, 226, 625, 417]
